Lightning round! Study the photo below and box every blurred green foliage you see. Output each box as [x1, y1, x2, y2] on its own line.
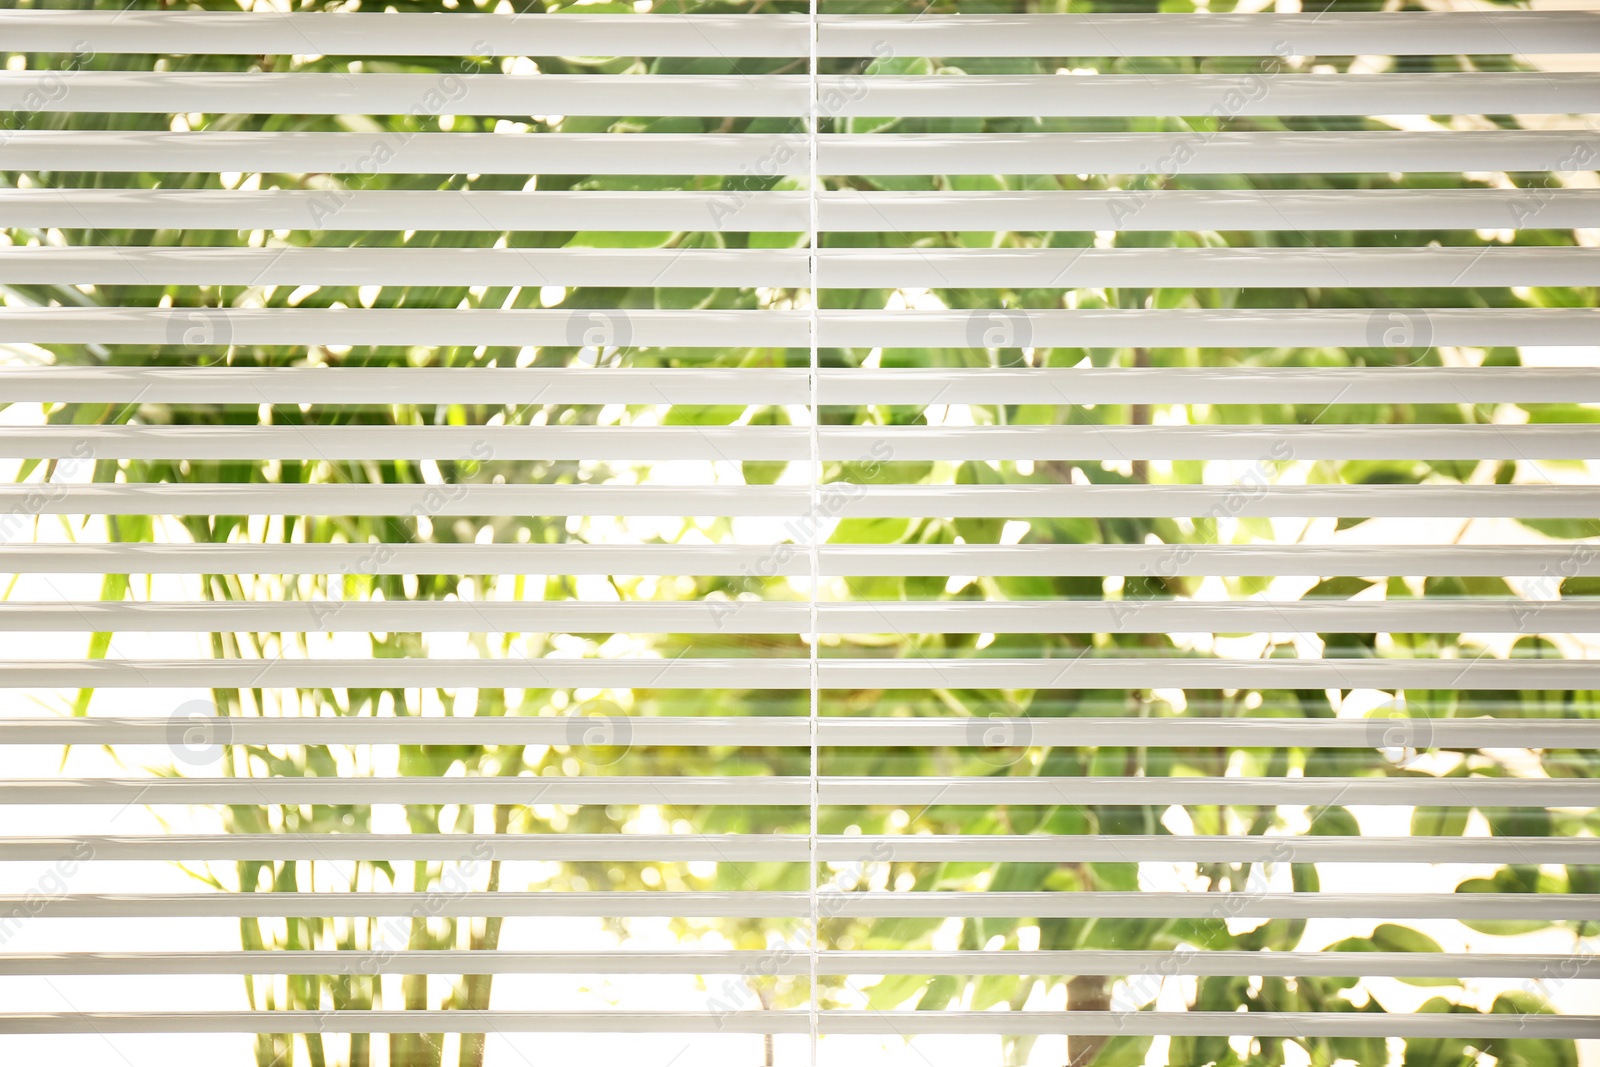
[3, 0, 1596, 1064]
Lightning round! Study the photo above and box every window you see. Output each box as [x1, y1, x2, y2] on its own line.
[1, 3, 1597, 1065]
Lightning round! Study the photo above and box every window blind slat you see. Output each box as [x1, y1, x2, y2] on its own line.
[4, 833, 1593, 863]
[12, 246, 1598, 289]
[0, 72, 814, 118]
[817, 12, 1600, 57]
[3, 775, 1585, 807]
[814, 188, 1600, 232]
[9, 72, 1596, 118]
[819, 367, 1600, 405]
[0, 366, 817, 405]
[2, 599, 1593, 635]
[831, 132, 1600, 175]
[831, 73, 1600, 117]
[1, 656, 1597, 690]
[0, 188, 817, 232]
[10, 890, 1593, 921]
[2, 716, 1589, 748]
[0, 131, 814, 176]
[10, 130, 1597, 176]
[1, 949, 1585, 980]
[4, 483, 1595, 519]
[3, 1009, 1593, 1038]
[0, 542, 1597, 578]
[5, 188, 1596, 233]
[6, 424, 1596, 462]
[4, 366, 1597, 406]
[9, 307, 1594, 348]
[0, 247, 815, 288]
[816, 247, 1600, 288]
[5, 11, 1593, 58]
[0, 12, 811, 58]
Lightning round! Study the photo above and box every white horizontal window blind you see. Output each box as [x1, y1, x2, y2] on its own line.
[1, 2, 1598, 1066]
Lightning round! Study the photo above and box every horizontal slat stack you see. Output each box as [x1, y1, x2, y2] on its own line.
[1, 4, 1598, 1066]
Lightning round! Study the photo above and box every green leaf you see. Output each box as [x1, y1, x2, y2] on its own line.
[1092, 1034, 1155, 1067]
[1411, 804, 1469, 838]
[664, 405, 744, 426]
[829, 517, 911, 545]
[863, 972, 927, 1011]
[1456, 876, 1554, 936]
[741, 406, 790, 486]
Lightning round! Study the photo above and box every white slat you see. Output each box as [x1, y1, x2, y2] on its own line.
[8, 130, 1596, 176]
[4, 188, 1596, 233]
[8, 72, 1596, 118]
[0, 948, 1584, 979]
[0, 543, 1596, 579]
[0, 12, 809, 58]
[8, 307, 1595, 348]
[0, 716, 1588, 748]
[3, 1009, 1595, 1038]
[1, 483, 1594, 518]
[9, 890, 1593, 921]
[816, 12, 1600, 58]
[1, 598, 1594, 635]
[8, 245, 1596, 289]
[6, 11, 1594, 58]
[2, 423, 1595, 462]
[5, 775, 1585, 807]
[1, 833, 1591, 863]
[0, 657, 1596, 690]
[5, 366, 1598, 406]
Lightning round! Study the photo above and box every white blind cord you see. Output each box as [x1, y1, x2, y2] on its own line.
[807, 2, 822, 1064]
